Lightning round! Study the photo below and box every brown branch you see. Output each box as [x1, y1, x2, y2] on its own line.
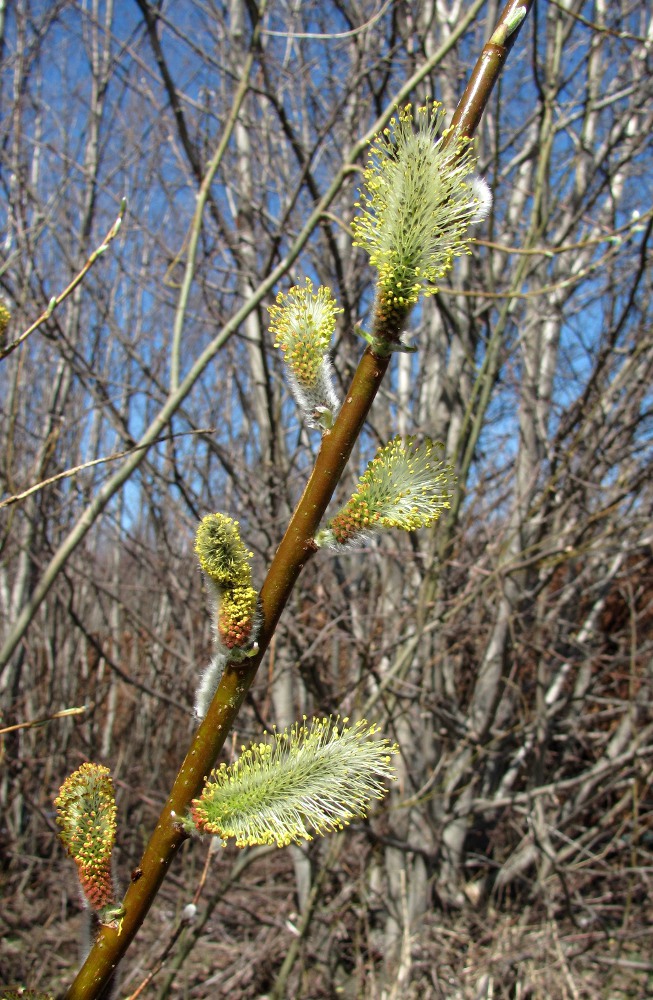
[449, 1, 533, 141]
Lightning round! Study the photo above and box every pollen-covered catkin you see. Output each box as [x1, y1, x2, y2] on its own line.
[268, 278, 342, 430]
[316, 436, 455, 549]
[352, 102, 491, 344]
[194, 514, 260, 719]
[187, 716, 399, 847]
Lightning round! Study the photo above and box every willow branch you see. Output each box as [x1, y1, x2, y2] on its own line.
[62, 3, 531, 996]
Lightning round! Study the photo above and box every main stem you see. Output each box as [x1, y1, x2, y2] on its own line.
[64, 347, 390, 998]
[64, 2, 532, 996]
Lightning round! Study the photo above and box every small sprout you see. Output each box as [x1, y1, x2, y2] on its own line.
[187, 716, 399, 848]
[491, 5, 528, 45]
[316, 436, 455, 548]
[312, 405, 335, 430]
[102, 902, 126, 932]
[352, 102, 492, 346]
[268, 278, 342, 430]
[356, 324, 417, 354]
[54, 763, 119, 923]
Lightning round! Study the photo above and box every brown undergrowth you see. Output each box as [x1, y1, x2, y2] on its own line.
[3, 824, 652, 1000]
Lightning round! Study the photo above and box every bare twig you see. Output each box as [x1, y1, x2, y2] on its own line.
[0, 200, 126, 362]
[0, 705, 88, 736]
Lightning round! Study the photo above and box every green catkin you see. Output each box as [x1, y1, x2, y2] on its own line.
[352, 101, 491, 344]
[268, 278, 342, 429]
[189, 716, 398, 847]
[317, 436, 455, 549]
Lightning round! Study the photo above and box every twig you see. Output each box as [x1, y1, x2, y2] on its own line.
[0, 429, 217, 510]
[0, 705, 88, 736]
[0, 200, 126, 362]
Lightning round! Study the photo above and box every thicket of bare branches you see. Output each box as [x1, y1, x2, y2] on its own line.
[1, 1, 652, 997]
